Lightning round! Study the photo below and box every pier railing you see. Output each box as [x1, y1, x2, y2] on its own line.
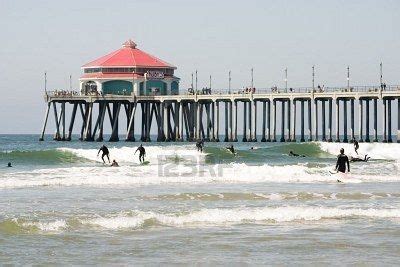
[46, 85, 400, 98]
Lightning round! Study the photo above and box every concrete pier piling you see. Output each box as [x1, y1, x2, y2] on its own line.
[41, 86, 400, 143]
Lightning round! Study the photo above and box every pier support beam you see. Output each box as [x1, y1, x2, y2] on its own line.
[84, 103, 94, 141]
[272, 100, 277, 142]
[233, 101, 238, 142]
[126, 102, 136, 141]
[398, 99, 400, 143]
[328, 99, 333, 142]
[383, 99, 387, 142]
[229, 101, 233, 141]
[175, 102, 180, 141]
[109, 103, 121, 142]
[267, 100, 271, 142]
[287, 100, 291, 141]
[388, 99, 392, 143]
[291, 100, 296, 142]
[321, 100, 326, 141]
[300, 100, 305, 142]
[53, 102, 61, 141]
[308, 100, 312, 141]
[373, 99, 378, 142]
[242, 101, 247, 142]
[248, 102, 252, 141]
[61, 102, 66, 140]
[39, 102, 51, 141]
[350, 99, 355, 142]
[314, 99, 318, 141]
[224, 102, 229, 142]
[358, 99, 363, 142]
[261, 101, 266, 142]
[365, 100, 370, 142]
[66, 103, 77, 141]
[335, 99, 340, 142]
[252, 101, 257, 142]
[280, 101, 285, 142]
[343, 100, 348, 143]
[196, 102, 201, 141]
[215, 101, 220, 142]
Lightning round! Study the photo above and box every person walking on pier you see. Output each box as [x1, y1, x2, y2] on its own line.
[135, 144, 146, 163]
[97, 145, 110, 164]
[335, 148, 350, 173]
[196, 140, 204, 152]
[354, 140, 359, 155]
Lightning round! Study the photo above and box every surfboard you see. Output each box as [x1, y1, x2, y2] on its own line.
[141, 161, 150, 165]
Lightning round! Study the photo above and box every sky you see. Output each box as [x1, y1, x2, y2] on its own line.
[0, 0, 399, 134]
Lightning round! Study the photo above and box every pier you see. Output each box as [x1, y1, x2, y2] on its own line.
[40, 86, 400, 143]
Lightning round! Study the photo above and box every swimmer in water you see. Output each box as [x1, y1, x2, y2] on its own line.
[196, 140, 204, 152]
[350, 154, 370, 162]
[289, 151, 305, 157]
[135, 144, 146, 163]
[7, 162, 12, 167]
[110, 159, 119, 167]
[335, 148, 350, 173]
[97, 145, 110, 163]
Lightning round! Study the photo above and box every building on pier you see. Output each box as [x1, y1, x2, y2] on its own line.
[80, 39, 179, 96]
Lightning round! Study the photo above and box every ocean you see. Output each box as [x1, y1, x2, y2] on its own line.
[0, 134, 399, 265]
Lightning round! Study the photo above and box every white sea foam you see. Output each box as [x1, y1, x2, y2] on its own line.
[317, 142, 400, 161]
[81, 206, 400, 229]
[1, 161, 399, 189]
[58, 145, 205, 164]
[22, 219, 67, 232]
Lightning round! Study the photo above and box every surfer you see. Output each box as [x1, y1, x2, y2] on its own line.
[335, 148, 350, 173]
[135, 144, 146, 163]
[7, 162, 12, 167]
[111, 159, 119, 167]
[350, 154, 370, 162]
[226, 144, 235, 154]
[196, 140, 204, 152]
[289, 151, 305, 157]
[354, 140, 359, 155]
[97, 145, 110, 163]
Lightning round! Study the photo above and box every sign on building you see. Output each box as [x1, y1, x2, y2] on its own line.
[146, 70, 164, 79]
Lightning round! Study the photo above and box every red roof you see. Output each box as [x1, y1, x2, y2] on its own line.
[82, 40, 176, 69]
[80, 73, 143, 79]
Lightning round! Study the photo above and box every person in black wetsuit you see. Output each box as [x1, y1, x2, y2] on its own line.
[226, 145, 235, 154]
[97, 145, 110, 163]
[335, 148, 350, 173]
[350, 154, 370, 162]
[196, 140, 204, 152]
[289, 151, 305, 157]
[7, 162, 12, 167]
[135, 144, 146, 163]
[354, 140, 359, 155]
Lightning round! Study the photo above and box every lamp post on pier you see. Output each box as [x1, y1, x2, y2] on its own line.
[347, 66, 350, 91]
[285, 68, 288, 93]
[228, 70, 231, 94]
[251, 68, 254, 88]
[312, 65, 315, 90]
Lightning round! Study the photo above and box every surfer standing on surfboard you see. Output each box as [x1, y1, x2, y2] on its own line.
[335, 148, 350, 173]
[135, 144, 146, 163]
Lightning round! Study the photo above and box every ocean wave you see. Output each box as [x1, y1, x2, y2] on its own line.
[0, 149, 84, 164]
[58, 145, 205, 164]
[3, 206, 400, 233]
[1, 162, 399, 189]
[318, 142, 400, 161]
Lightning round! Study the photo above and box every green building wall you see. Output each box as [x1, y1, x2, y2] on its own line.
[102, 80, 133, 95]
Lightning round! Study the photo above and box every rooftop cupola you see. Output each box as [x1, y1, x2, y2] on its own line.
[122, 39, 137, 49]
